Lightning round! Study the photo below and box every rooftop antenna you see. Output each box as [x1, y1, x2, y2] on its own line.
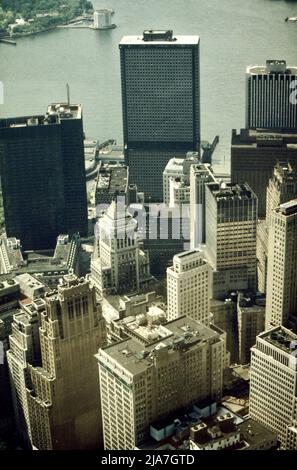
[66, 83, 70, 106]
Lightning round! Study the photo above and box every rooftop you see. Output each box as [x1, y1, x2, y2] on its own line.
[277, 199, 297, 216]
[120, 34, 200, 46]
[260, 326, 297, 356]
[99, 316, 221, 375]
[207, 182, 256, 200]
[247, 60, 297, 75]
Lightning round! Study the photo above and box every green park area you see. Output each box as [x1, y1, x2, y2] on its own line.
[0, 0, 93, 37]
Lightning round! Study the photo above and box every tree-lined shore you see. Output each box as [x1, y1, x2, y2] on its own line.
[0, 0, 93, 38]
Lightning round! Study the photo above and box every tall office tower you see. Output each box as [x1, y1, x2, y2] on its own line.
[0, 103, 88, 251]
[91, 200, 154, 295]
[231, 128, 297, 217]
[246, 60, 297, 129]
[120, 30, 200, 201]
[7, 301, 42, 447]
[249, 326, 297, 449]
[265, 200, 297, 330]
[257, 162, 297, 293]
[96, 316, 224, 449]
[205, 182, 258, 291]
[266, 162, 297, 227]
[24, 275, 107, 450]
[166, 249, 212, 325]
[190, 163, 217, 248]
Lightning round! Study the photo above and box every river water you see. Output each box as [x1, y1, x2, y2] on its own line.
[1, 0, 297, 172]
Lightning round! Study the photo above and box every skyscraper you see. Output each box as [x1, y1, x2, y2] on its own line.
[120, 30, 200, 201]
[0, 103, 88, 251]
[190, 163, 217, 248]
[257, 162, 297, 293]
[249, 326, 297, 449]
[96, 316, 224, 449]
[231, 128, 297, 217]
[265, 199, 297, 329]
[167, 249, 212, 325]
[91, 200, 154, 295]
[205, 182, 258, 291]
[246, 60, 297, 129]
[22, 275, 106, 450]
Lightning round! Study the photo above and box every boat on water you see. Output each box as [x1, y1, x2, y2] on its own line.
[285, 16, 297, 23]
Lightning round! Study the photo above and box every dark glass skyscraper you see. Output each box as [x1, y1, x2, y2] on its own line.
[0, 104, 88, 251]
[120, 30, 200, 201]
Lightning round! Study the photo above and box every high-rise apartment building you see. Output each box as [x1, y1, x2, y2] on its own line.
[0, 103, 88, 251]
[205, 182, 258, 291]
[91, 200, 154, 295]
[190, 163, 217, 248]
[166, 249, 212, 325]
[257, 162, 297, 293]
[231, 128, 297, 217]
[96, 316, 224, 449]
[246, 60, 297, 129]
[249, 326, 297, 449]
[120, 30, 200, 201]
[265, 199, 297, 329]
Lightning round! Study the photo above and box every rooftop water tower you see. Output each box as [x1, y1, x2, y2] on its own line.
[93, 9, 116, 30]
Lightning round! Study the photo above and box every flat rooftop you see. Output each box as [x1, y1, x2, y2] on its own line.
[247, 63, 297, 75]
[120, 35, 200, 46]
[207, 182, 255, 200]
[99, 316, 220, 375]
[260, 326, 297, 356]
[277, 198, 297, 215]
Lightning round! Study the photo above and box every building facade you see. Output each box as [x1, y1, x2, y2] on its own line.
[120, 30, 200, 201]
[25, 275, 107, 450]
[96, 316, 224, 450]
[231, 128, 297, 218]
[257, 162, 297, 293]
[246, 60, 297, 129]
[249, 327, 297, 449]
[205, 183, 258, 291]
[190, 163, 217, 248]
[167, 249, 211, 325]
[0, 104, 88, 251]
[91, 200, 154, 295]
[265, 200, 297, 329]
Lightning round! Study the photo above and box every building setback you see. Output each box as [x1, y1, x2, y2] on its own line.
[120, 30, 200, 201]
[0, 104, 88, 251]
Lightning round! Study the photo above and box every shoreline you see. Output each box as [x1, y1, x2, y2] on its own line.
[1, 14, 94, 41]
